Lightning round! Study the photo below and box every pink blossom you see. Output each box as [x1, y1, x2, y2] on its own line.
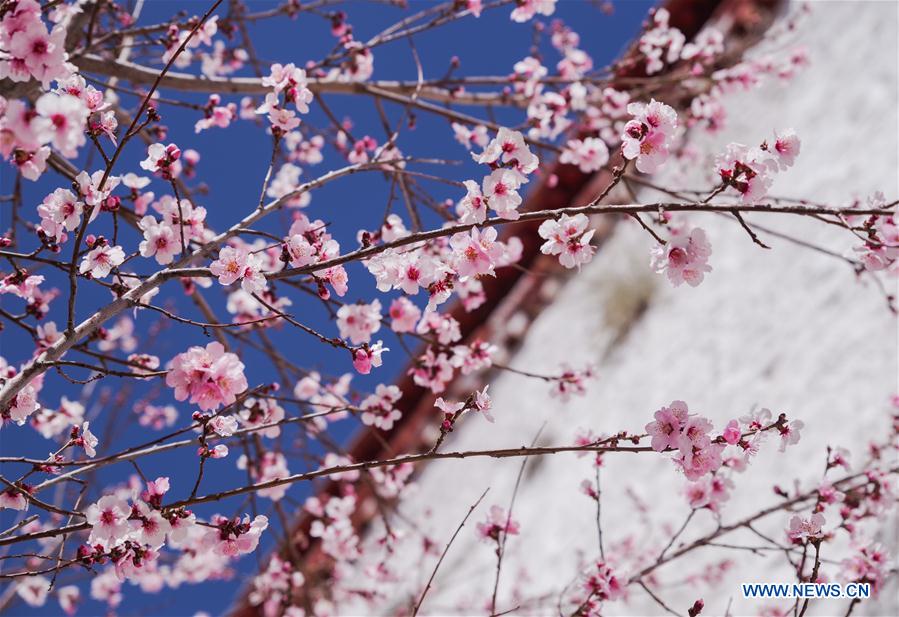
[559, 137, 609, 173]
[550, 363, 595, 402]
[266, 163, 309, 207]
[37, 188, 82, 243]
[787, 512, 825, 543]
[389, 297, 421, 333]
[829, 447, 851, 471]
[365, 250, 442, 296]
[370, 463, 414, 499]
[475, 127, 539, 175]
[209, 414, 239, 437]
[452, 122, 489, 150]
[138, 215, 181, 265]
[686, 475, 733, 512]
[778, 419, 804, 452]
[681, 28, 724, 65]
[456, 179, 487, 224]
[16, 575, 50, 607]
[141, 477, 170, 506]
[512, 56, 547, 98]
[75, 169, 119, 207]
[771, 129, 800, 170]
[465, 0, 484, 18]
[582, 562, 624, 602]
[31, 395, 82, 437]
[165, 342, 248, 411]
[679, 416, 714, 452]
[854, 193, 898, 272]
[450, 226, 505, 278]
[209, 444, 230, 459]
[2, 99, 44, 153]
[86, 495, 131, 547]
[0, 486, 28, 511]
[360, 384, 402, 430]
[527, 91, 572, 140]
[645, 400, 689, 452]
[140, 143, 182, 180]
[286, 133, 325, 165]
[580, 478, 598, 499]
[130, 501, 172, 548]
[841, 544, 888, 593]
[211, 514, 269, 557]
[136, 404, 178, 429]
[337, 300, 382, 344]
[352, 341, 388, 375]
[649, 404, 729, 482]
[538, 213, 595, 269]
[510, 0, 556, 23]
[6, 21, 69, 87]
[722, 419, 741, 445]
[473, 386, 494, 422]
[210, 245, 267, 294]
[263, 63, 314, 113]
[678, 441, 725, 481]
[35, 320, 61, 350]
[740, 407, 773, 432]
[58, 585, 79, 615]
[409, 347, 454, 393]
[621, 99, 678, 173]
[715, 142, 774, 202]
[417, 311, 462, 345]
[307, 495, 359, 560]
[0, 272, 43, 300]
[380, 213, 409, 242]
[240, 452, 291, 500]
[435, 396, 464, 417]
[14, 145, 51, 180]
[77, 421, 98, 457]
[194, 96, 236, 133]
[685, 478, 712, 510]
[637, 8, 685, 75]
[320, 265, 349, 297]
[321, 453, 359, 482]
[89, 568, 122, 608]
[97, 316, 136, 353]
[476, 505, 520, 541]
[268, 106, 301, 133]
[79, 243, 125, 279]
[238, 397, 285, 439]
[398, 253, 439, 295]
[89, 110, 118, 143]
[35, 92, 88, 157]
[248, 555, 305, 610]
[348, 137, 375, 164]
[651, 226, 712, 287]
[451, 338, 496, 374]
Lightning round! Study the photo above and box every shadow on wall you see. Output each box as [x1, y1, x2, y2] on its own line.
[593, 242, 659, 360]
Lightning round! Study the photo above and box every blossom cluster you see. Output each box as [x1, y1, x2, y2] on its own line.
[164, 342, 248, 411]
[256, 62, 314, 133]
[853, 192, 898, 273]
[715, 129, 801, 202]
[621, 98, 678, 174]
[0, 0, 72, 87]
[0, 2, 894, 615]
[16, 476, 272, 613]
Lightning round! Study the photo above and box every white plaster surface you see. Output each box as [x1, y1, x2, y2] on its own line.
[348, 3, 899, 615]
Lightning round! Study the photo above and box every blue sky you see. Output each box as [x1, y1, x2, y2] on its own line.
[0, 1, 652, 614]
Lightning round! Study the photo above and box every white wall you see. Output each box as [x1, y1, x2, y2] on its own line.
[349, 3, 898, 615]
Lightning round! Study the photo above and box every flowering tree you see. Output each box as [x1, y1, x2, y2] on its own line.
[0, 0, 896, 616]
